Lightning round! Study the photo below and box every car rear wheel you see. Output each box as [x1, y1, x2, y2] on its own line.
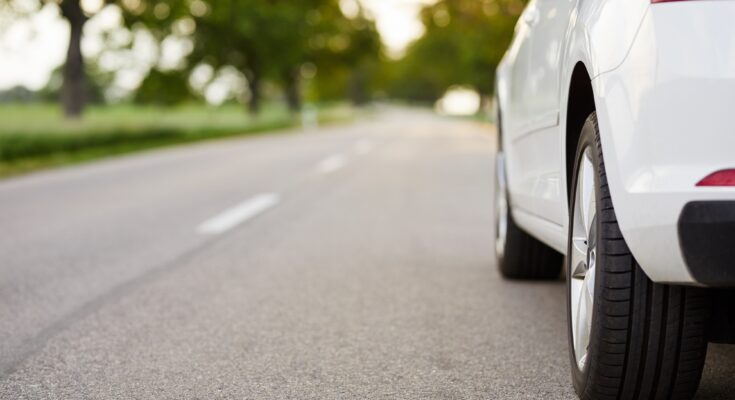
[494, 152, 562, 280]
[568, 112, 709, 399]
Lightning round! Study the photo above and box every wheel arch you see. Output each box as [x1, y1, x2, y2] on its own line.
[565, 62, 596, 206]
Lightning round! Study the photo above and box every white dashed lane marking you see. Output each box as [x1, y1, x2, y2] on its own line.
[197, 193, 281, 235]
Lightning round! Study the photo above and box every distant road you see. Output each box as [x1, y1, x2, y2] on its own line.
[1, 108, 733, 398]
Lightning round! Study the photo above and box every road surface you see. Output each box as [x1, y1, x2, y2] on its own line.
[1, 108, 733, 399]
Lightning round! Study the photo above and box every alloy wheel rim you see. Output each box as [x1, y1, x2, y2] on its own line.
[570, 147, 598, 372]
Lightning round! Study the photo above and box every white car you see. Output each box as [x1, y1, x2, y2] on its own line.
[494, 0, 735, 398]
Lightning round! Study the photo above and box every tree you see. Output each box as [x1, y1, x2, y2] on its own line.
[1, 0, 116, 118]
[122, 0, 382, 113]
[310, 11, 383, 105]
[194, 0, 378, 113]
[59, 0, 88, 117]
[388, 0, 525, 104]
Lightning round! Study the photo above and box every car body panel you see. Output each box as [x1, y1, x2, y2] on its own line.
[502, 3, 539, 215]
[594, 1, 735, 283]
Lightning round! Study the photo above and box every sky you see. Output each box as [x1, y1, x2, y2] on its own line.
[360, 0, 435, 56]
[0, 0, 435, 92]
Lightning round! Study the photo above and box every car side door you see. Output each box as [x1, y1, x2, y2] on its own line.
[502, 2, 538, 215]
[522, 0, 576, 225]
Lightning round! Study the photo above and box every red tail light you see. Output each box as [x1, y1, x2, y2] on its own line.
[697, 169, 735, 187]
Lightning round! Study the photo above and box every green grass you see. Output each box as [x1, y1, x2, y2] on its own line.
[0, 102, 357, 178]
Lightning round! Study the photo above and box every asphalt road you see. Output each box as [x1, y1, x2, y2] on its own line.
[1, 108, 734, 399]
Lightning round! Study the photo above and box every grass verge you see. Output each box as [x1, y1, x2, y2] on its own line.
[0, 103, 357, 178]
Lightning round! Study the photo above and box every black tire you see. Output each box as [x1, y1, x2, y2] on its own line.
[568, 112, 710, 400]
[495, 155, 563, 280]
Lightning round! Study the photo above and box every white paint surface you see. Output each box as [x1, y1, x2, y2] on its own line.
[198, 193, 280, 235]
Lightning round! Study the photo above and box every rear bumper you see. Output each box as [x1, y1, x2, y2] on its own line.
[593, 2, 735, 285]
[679, 202, 735, 286]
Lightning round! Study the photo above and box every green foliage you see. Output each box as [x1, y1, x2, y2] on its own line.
[310, 14, 383, 104]
[134, 69, 194, 105]
[387, 0, 525, 102]
[121, 0, 383, 110]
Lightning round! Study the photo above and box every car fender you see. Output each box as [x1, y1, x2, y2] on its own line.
[557, 0, 650, 225]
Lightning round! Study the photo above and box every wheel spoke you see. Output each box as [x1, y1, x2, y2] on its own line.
[575, 165, 586, 234]
[570, 237, 587, 279]
[580, 152, 596, 236]
[585, 275, 594, 323]
[573, 282, 589, 368]
[586, 194, 597, 240]
[585, 262, 596, 300]
[574, 273, 594, 369]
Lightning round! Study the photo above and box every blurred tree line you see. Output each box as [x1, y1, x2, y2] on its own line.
[126, 0, 381, 114]
[1, 0, 382, 118]
[385, 0, 526, 107]
[0, 0, 524, 118]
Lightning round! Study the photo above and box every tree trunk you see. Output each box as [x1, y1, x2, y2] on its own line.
[348, 68, 368, 106]
[478, 91, 491, 117]
[283, 69, 301, 113]
[247, 74, 261, 115]
[60, 0, 87, 119]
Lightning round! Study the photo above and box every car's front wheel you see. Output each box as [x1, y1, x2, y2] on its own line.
[568, 112, 709, 399]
